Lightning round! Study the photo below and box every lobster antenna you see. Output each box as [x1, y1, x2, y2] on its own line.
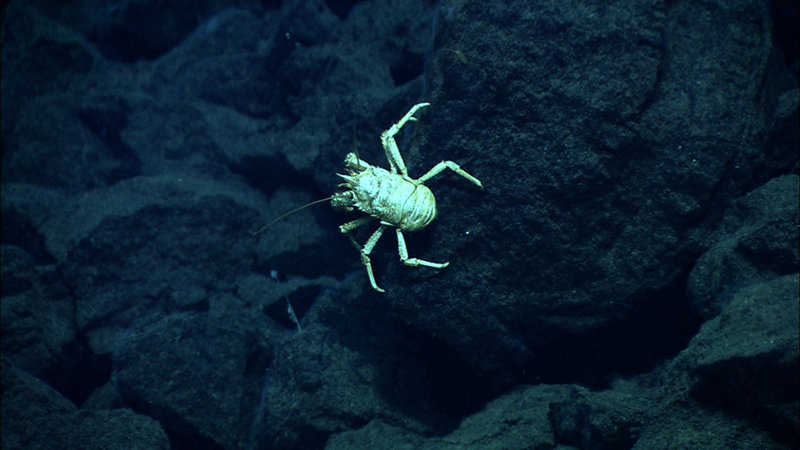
[251, 196, 332, 236]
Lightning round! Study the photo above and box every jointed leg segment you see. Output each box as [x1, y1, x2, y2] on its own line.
[381, 102, 430, 176]
[339, 216, 375, 233]
[341, 219, 387, 293]
[417, 161, 484, 189]
[396, 229, 449, 269]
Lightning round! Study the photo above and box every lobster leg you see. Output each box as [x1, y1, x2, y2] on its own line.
[380, 102, 430, 176]
[396, 228, 449, 269]
[416, 160, 484, 189]
[340, 221, 388, 293]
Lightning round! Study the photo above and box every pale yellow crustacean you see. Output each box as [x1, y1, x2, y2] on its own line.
[331, 102, 483, 293]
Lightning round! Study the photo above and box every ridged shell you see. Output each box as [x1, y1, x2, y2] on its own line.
[348, 166, 437, 231]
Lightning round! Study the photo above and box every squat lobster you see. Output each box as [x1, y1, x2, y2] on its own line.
[331, 102, 483, 293]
